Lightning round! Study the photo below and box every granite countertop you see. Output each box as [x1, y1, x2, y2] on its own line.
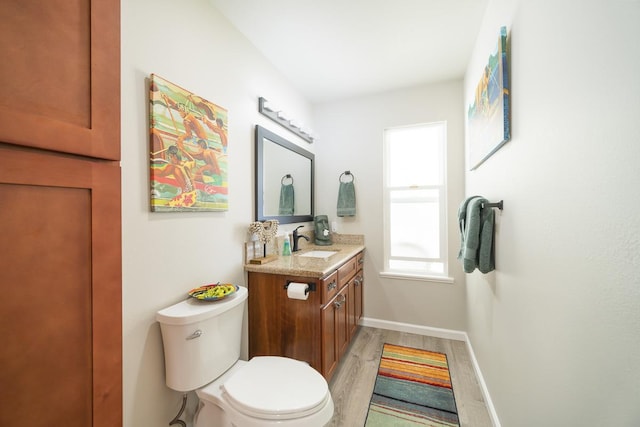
[244, 234, 365, 278]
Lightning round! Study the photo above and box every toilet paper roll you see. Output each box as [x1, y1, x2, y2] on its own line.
[287, 282, 309, 300]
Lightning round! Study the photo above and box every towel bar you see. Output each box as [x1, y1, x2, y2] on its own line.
[482, 200, 503, 210]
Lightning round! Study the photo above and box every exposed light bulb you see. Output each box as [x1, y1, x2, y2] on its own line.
[277, 110, 289, 121]
[262, 100, 275, 112]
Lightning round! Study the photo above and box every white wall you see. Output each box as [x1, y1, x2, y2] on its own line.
[121, 1, 314, 425]
[313, 81, 467, 331]
[464, 0, 640, 425]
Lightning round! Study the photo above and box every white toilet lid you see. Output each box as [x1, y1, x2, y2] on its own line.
[221, 356, 330, 420]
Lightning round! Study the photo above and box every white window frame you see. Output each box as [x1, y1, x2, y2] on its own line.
[381, 121, 452, 283]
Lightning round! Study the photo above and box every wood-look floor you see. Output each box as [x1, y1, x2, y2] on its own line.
[327, 326, 493, 427]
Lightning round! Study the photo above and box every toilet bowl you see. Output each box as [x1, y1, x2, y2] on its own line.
[194, 357, 334, 427]
[156, 286, 334, 426]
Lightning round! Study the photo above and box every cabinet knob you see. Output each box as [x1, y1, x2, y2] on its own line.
[334, 294, 346, 308]
[327, 280, 337, 291]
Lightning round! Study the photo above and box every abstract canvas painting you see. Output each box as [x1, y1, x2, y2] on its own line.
[467, 26, 510, 170]
[149, 74, 228, 211]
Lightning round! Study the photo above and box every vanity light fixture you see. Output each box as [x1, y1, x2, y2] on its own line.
[258, 97, 315, 144]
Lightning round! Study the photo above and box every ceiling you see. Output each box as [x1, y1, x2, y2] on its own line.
[209, 0, 488, 104]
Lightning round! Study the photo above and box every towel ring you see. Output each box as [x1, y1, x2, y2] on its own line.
[339, 171, 354, 183]
[281, 174, 294, 185]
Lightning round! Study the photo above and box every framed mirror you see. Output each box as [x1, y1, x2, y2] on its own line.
[255, 125, 314, 224]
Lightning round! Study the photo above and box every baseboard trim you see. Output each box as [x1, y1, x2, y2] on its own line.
[360, 317, 467, 341]
[464, 336, 502, 427]
[359, 317, 501, 427]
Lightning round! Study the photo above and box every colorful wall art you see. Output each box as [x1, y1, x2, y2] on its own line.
[149, 74, 228, 211]
[467, 26, 510, 170]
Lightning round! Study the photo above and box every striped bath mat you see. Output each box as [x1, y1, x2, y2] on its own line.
[364, 343, 460, 426]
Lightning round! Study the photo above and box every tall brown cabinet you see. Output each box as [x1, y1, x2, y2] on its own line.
[0, 1, 122, 426]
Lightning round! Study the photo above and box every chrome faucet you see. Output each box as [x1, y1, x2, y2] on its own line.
[292, 225, 310, 252]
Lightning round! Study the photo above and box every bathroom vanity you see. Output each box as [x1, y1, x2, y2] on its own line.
[244, 239, 364, 381]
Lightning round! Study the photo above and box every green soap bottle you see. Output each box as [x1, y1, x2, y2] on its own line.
[282, 233, 291, 255]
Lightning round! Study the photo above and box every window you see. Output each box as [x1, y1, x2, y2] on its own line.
[382, 122, 449, 280]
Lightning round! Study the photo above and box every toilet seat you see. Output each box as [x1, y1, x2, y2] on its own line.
[221, 356, 330, 420]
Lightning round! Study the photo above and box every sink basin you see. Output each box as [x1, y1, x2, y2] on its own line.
[296, 250, 338, 259]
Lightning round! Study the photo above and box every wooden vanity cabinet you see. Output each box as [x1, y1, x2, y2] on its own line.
[247, 251, 363, 380]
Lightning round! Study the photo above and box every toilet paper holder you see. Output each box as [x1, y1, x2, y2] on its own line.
[284, 281, 315, 295]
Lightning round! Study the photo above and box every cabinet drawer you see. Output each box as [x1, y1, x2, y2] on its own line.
[320, 271, 339, 304]
[337, 257, 357, 289]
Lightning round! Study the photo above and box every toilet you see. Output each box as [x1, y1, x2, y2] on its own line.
[156, 286, 334, 427]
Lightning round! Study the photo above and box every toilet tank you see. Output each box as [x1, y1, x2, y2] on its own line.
[156, 286, 248, 392]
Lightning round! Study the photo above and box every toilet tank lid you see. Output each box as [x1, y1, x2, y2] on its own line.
[156, 286, 247, 325]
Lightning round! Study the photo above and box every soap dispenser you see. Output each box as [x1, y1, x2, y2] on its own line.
[282, 233, 292, 255]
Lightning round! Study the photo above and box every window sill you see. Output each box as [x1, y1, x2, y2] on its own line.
[379, 271, 454, 284]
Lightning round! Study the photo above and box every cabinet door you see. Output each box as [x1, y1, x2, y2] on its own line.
[0, 0, 120, 160]
[321, 300, 338, 379]
[321, 285, 348, 380]
[354, 271, 364, 323]
[334, 286, 349, 360]
[0, 147, 121, 427]
[355, 252, 364, 322]
[321, 285, 350, 380]
[347, 278, 357, 339]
